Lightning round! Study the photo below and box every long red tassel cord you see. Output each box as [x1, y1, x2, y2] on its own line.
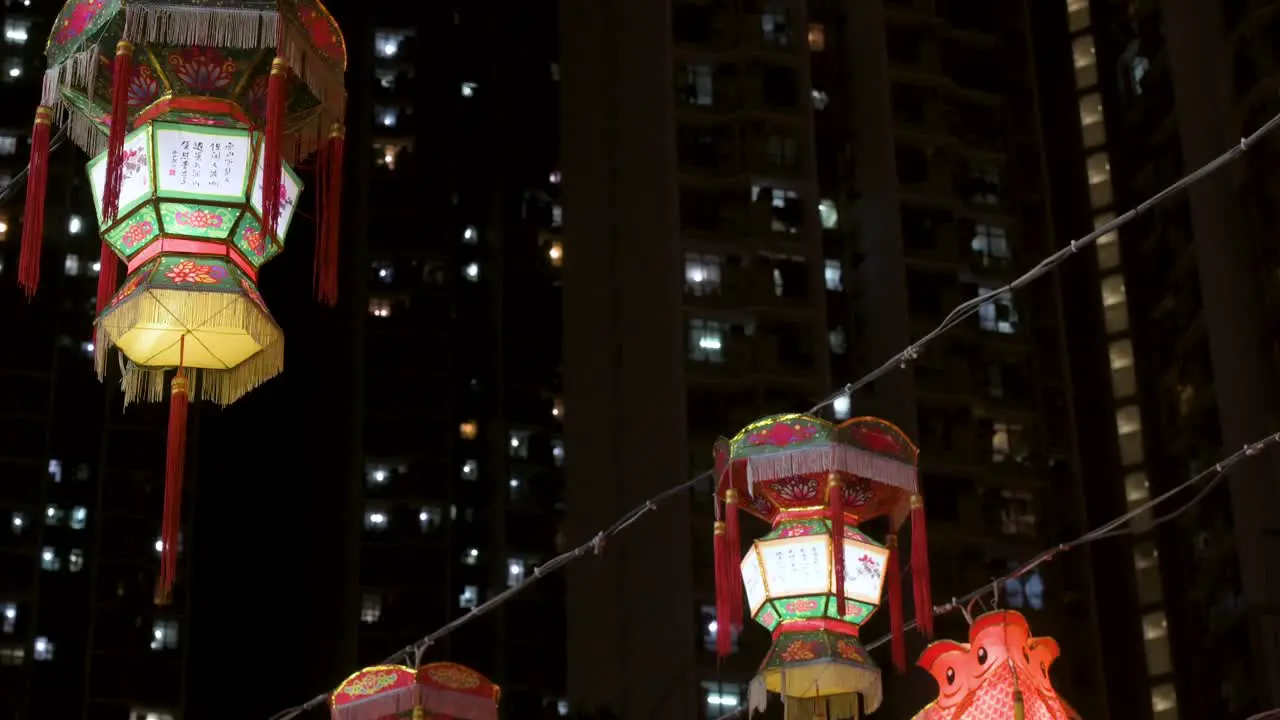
[713, 518, 733, 659]
[94, 243, 118, 316]
[17, 106, 52, 296]
[828, 472, 846, 616]
[314, 122, 344, 305]
[102, 40, 133, 222]
[261, 56, 287, 239]
[886, 533, 907, 672]
[911, 494, 934, 637]
[156, 340, 189, 606]
[723, 488, 744, 632]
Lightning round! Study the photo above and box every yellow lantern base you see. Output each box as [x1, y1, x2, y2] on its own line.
[95, 285, 283, 407]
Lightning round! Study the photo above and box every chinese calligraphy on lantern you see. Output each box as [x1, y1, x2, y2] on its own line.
[741, 547, 767, 613]
[759, 537, 829, 597]
[155, 126, 248, 199]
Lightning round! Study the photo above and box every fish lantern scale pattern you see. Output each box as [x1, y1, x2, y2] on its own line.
[18, 0, 348, 606]
[913, 611, 1082, 720]
[713, 414, 936, 720]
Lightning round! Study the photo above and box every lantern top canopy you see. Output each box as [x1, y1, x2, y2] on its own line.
[330, 663, 501, 720]
[47, 0, 346, 68]
[913, 611, 1075, 720]
[43, 0, 346, 158]
[714, 414, 919, 526]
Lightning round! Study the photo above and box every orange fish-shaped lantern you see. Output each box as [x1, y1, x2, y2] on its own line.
[912, 611, 1081, 720]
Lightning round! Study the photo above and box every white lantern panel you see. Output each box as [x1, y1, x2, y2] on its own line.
[249, 149, 303, 237]
[741, 545, 767, 614]
[757, 535, 831, 598]
[88, 128, 152, 224]
[155, 125, 251, 199]
[837, 540, 890, 604]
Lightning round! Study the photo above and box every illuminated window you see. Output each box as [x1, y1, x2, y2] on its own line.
[1141, 611, 1172, 675]
[33, 636, 53, 661]
[685, 253, 722, 295]
[68, 214, 83, 234]
[64, 253, 81, 276]
[360, 593, 381, 623]
[368, 298, 391, 317]
[461, 459, 478, 480]
[459, 421, 478, 440]
[1133, 542, 1163, 605]
[818, 198, 838, 229]
[1116, 406, 1144, 466]
[462, 225, 478, 244]
[70, 506, 87, 529]
[824, 259, 843, 291]
[1100, 274, 1128, 334]
[761, 7, 790, 46]
[1072, 35, 1098, 88]
[552, 398, 564, 420]
[0, 646, 22, 666]
[3, 58, 22, 80]
[681, 64, 714, 106]
[130, 710, 175, 720]
[1079, 93, 1106, 147]
[1066, 0, 1090, 33]
[507, 558, 527, 587]
[463, 262, 480, 282]
[44, 505, 63, 526]
[1150, 683, 1177, 719]
[688, 318, 726, 363]
[700, 605, 741, 652]
[977, 286, 1019, 334]
[1093, 213, 1121, 270]
[551, 440, 565, 467]
[4, 19, 30, 44]
[10, 512, 24, 535]
[971, 224, 1010, 266]
[509, 431, 530, 459]
[811, 89, 829, 110]
[1086, 152, 1112, 208]
[49, 460, 64, 483]
[0, 136, 16, 156]
[40, 548, 59, 571]
[68, 549, 84, 572]
[807, 23, 825, 51]
[374, 30, 408, 59]
[548, 240, 563, 267]
[459, 585, 479, 609]
[363, 508, 388, 531]
[1108, 340, 1136, 398]
[375, 143, 402, 170]
[2, 604, 14, 634]
[462, 547, 480, 566]
[702, 680, 745, 716]
[367, 465, 390, 486]
[461, 81, 478, 97]
[150, 620, 178, 650]
[418, 506, 442, 532]
[991, 422, 1027, 463]
[828, 326, 847, 355]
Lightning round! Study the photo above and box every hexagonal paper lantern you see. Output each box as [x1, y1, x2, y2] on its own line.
[712, 415, 931, 720]
[330, 663, 501, 720]
[88, 120, 303, 273]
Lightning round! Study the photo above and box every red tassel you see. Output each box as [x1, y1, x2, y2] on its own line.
[17, 106, 52, 297]
[314, 122, 344, 305]
[94, 242, 118, 316]
[713, 520, 733, 659]
[886, 533, 906, 673]
[911, 494, 934, 637]
[724, 489, 744, 631]
[102, 40, 133, 222]
[156, 359, 189, 606]
[261, 56, 287, 240]
[828, 473, 846, 616]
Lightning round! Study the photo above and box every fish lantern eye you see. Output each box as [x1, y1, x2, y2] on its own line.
[977, 647, 988, 665]
[946, 667, 956, 685]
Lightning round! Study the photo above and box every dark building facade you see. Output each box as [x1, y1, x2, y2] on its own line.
[1032, 0, 1280, 718]
[561, 0, 1107, 718]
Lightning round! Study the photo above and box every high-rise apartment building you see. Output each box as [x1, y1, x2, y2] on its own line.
[561, 0, 1106, 717]
[357, 3, 568, 718]
[1033, 0, 1280, 718]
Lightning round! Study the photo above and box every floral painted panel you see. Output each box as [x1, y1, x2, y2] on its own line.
[46, 0, 120, 64]
[159, 202, 240, 240]
[103, 204, 160, 258]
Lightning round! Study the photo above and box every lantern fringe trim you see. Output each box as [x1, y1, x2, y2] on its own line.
[739, 444, 917, 497]
[749, 670, 880, 720]
[93, 291, 284, 406]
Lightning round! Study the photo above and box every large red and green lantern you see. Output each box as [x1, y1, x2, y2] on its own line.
[713, 414, 934, 720]
[330, 663, 502, 720]
[18, 0, 347, 604]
